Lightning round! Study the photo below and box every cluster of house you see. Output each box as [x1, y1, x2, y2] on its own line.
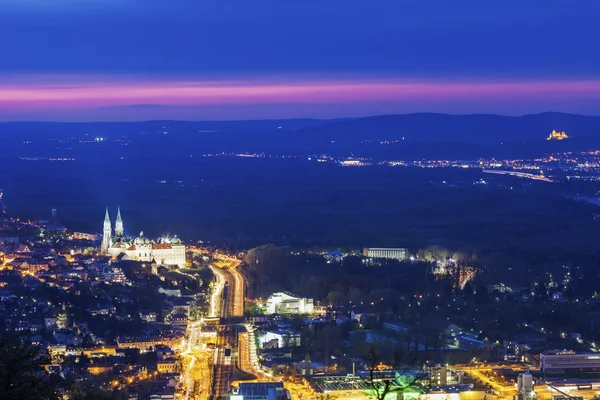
[0, 221, 201, 399]
[0, 280, 188, 398]
[1, 244, 132, 286]
[48, 341, 183, 399]
[252, 293, 565, 379]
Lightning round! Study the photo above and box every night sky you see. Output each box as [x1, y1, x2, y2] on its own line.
[1, 0, 599, 121]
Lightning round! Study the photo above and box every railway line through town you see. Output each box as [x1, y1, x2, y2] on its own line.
[179, 249, 246, 400]
[208, 257, 245, 400]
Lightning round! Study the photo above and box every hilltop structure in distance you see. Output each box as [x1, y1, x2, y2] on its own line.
[546, 130, 569, 140]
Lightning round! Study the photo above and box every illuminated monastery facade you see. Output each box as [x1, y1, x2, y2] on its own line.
[101, 207, 186, 268]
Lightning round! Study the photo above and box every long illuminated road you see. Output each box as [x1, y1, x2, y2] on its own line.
[453, 365, 519, 399]
[180, 250, 245, 400]
[208, 255, 245, 399]
[210, 266, 227, 318]
[229, 261, 244, 317]
[482, 169, 554, 182]
[182, 320, 201, 399]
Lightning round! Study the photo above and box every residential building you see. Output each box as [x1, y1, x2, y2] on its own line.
[429, 364, 448, 386]
[157, 358, 180, 374]
[140, 311, 158, 323]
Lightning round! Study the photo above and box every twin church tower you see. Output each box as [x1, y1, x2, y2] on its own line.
[101, 207, 124, 252]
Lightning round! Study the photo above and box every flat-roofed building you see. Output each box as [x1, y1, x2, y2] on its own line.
[231, 382, 289, 400]
[260, 330, 301, 348]
[363, 248, 407, 260]
[541, 350, 600, 373]
[265, 292, 313, 314]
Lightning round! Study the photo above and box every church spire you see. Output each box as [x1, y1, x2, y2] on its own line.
[115, 206, 124, 237]
[101, 207, 112, 253]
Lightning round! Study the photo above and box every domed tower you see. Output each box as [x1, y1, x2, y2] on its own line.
[115, 206, 124, 237]
[101, 207, 112, 253]
[134, 231, 153, 262]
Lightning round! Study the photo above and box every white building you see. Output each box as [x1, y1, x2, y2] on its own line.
[101, 207, 186, 268]
[260, 330, 301, 348]
[540, 350, 600, 373]
[265, 292, 314, 314]
[363, 247, 407, 260]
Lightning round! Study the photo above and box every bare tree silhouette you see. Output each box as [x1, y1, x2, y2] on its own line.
[362, 345, 426, 400]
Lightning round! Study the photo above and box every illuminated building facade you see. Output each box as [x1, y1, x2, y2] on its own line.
[101, 207, 186, 268]
[265, 292, 314, 314]
[87, 364, 112, 375]
[157, 358, 180, 374]
[540, 350, 600, 373]
[56, 303, 69, 330]
[116, 333, 184, 351]
[72, 232, 101, 241]
[363, 247, 407, 260]
[546, 130, 569, 141]
[260, 330, 301, 348]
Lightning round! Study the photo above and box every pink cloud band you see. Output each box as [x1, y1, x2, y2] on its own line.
[1, 75, 600, 110]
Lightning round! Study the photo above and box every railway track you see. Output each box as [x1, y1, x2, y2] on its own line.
[209, 265, 242, 400]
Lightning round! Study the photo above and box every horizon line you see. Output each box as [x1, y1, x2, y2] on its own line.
[1, 110, 598, 124]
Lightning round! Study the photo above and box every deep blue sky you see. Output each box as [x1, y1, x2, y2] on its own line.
[1, 0, 599, 120]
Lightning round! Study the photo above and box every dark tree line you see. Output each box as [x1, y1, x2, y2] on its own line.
[0, 336, 60, 400]
[243, 245, 453, 308]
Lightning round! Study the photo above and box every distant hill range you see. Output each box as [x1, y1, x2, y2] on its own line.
[2, 112, 600, 160]
[235, 112, 600, 158]
[287, 111, 600, 143]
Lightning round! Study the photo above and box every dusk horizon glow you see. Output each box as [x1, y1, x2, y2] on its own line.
[2, 0, 600, 121]
[2, 75, 600, 121]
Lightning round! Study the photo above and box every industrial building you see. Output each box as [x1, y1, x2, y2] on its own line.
[540, 351, 600, 374]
